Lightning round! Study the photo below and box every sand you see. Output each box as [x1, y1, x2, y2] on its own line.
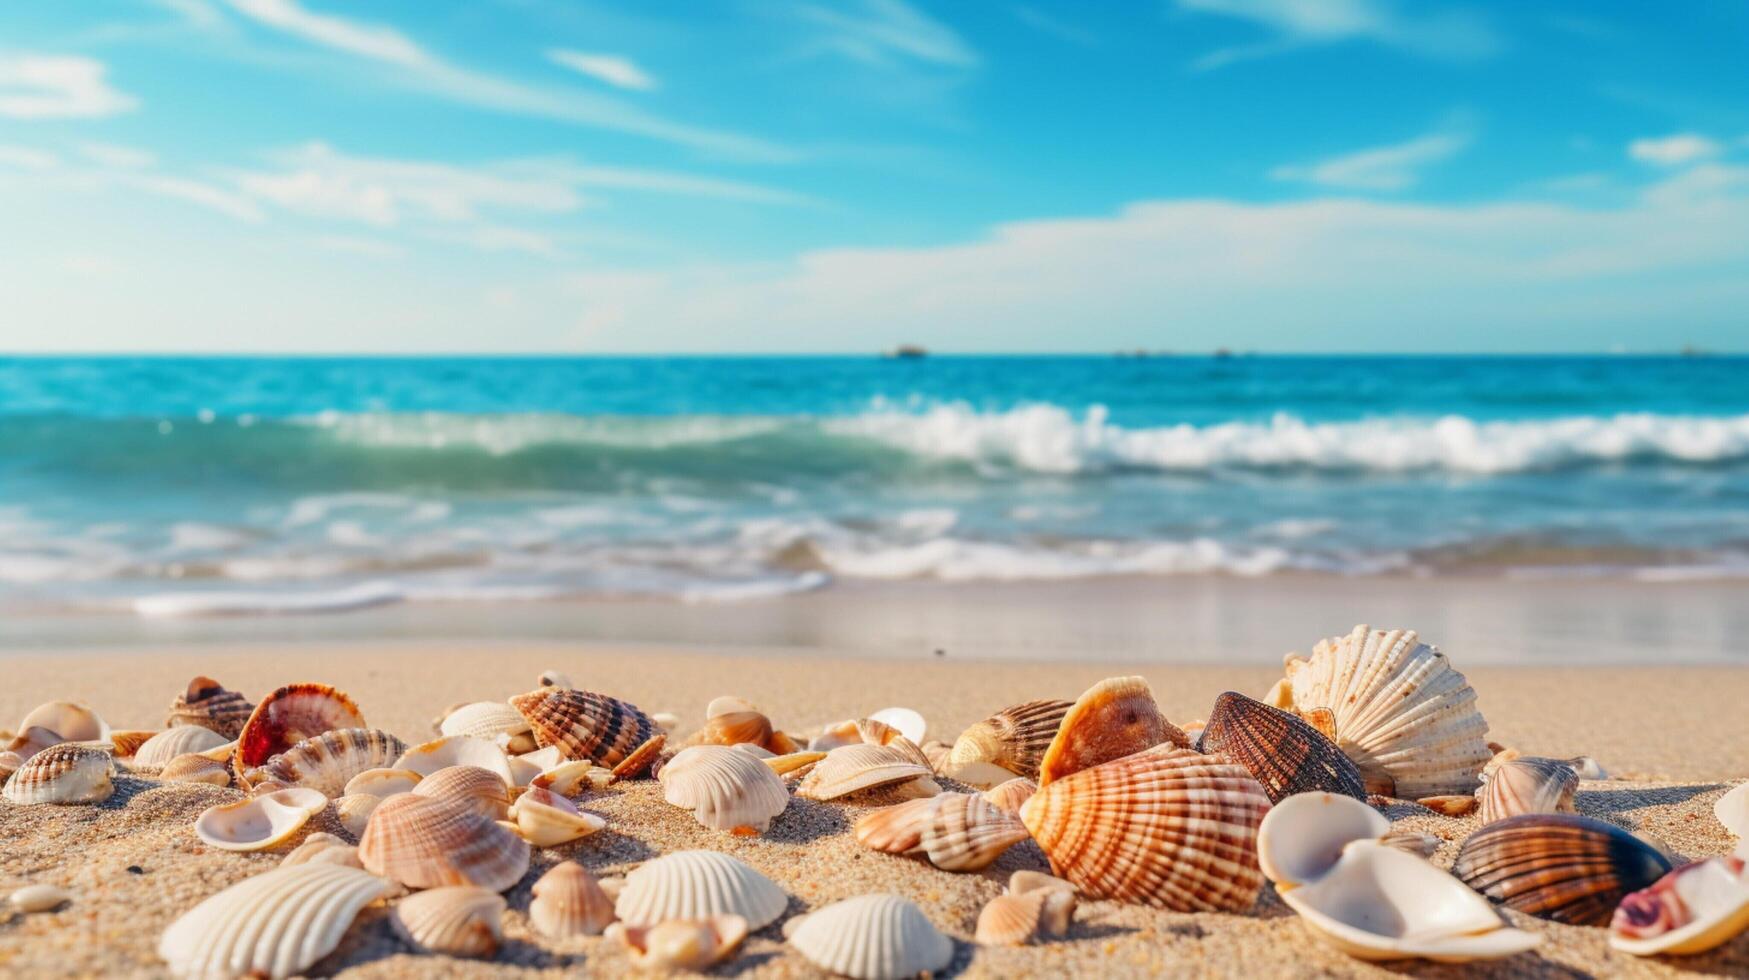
[0, 642, 1745, 978]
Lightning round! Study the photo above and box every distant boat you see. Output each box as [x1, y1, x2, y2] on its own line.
[1213, 347, 1233, 359]
[885, 344, 928, 359]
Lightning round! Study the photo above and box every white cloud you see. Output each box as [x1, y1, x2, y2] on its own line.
[1628, 133, 1722, 167]
[224, 0, 425, 66]
[1179, 0, 1500, 70]
[510, 160, 813, 206]
[430, 225, 556, 257]
[81, 142, 157, 169]
[0, 144, 59, 170]
[546, 51, 657, 92]
[0, 54, 139, 119]
[1270, 128, 1469, 191]
[795, 0, 978, 68]
[123, 174, 265, 221]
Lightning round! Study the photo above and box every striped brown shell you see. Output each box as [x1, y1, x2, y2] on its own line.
[2, 742, 115, 805]
[244, 728, 407, 796]
[167, 675, 255, 739]
[1453, 813, 1673, 925]
[1036, 677, 1189, 787]
[1021, 744, 1270, 912]
[947, 699, 1072, 781]
[1477, 756, 1579, 824]
[358, 793, 530, 892]
[1197, 691, 1367, 804]
[235, 683, 366, 779]
[509, 688, 658, 771]
[854, 791, 1030, 871]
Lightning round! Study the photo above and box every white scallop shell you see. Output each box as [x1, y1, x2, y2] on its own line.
[393, 735, 513, 785]
[133, 726, 229, 770]
[867, 707, 927, 745]
[787, 894, 953, 980]
[659, 745, 790, 832]
[158, 863, 395, 979]
[506, 786, 605, 847]
[343, 767, 422, 798]
[796, 743, 935, 802]
[439, 702, 531, 740]
[613, 850, 788, 930]
[390, 885, 505, 958]
[194, 787, 327, 852]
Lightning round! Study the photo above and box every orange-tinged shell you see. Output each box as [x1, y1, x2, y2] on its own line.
[1021, 744, 1270, 912]
[609, 915, 748, 971]
[358, 793, 529, 892]
[1453, 813, 1673, 925]
[2, 743, 114, 805]
[947, 699, 1071, 782]
[976, 891, 1049, 946]
[509, 688, 658, 770]
[682, 711, 798, 755]
[245, 728, 407, 797]
[1198, 691, 1367, 804]
[1036, 677, 1188, 787]
[411, 765, 512, 821]
[391, 886, 505, 958]
[854, 792, 1029, 871]
[611, 733, 666, 781]
[530, 861, 617, 939]
[235, 683, 365, 782]
[167, 675, 254, 739]
[983, 777, 1037, 815]
[1477, 757, 1579, 824]
[108, 729, 159, 759]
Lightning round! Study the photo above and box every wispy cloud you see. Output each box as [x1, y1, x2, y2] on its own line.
[316, 234, 402, 258]
[0, 138, 263, 221]
[546, 50, 657, 92]
[124, 173, 265, 221]
[1178, 0, 1501, 70]
[0, 54, 139, 119]
[0, 144, 60, 170]
[1628, 133, 1722, 167]
[1270, 124, 1471, 191]
[795, 0, 978, 69]
[80, 142, 157, 169]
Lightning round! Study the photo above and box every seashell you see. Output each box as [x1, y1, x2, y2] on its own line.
[509, 688, 659, 771]
[2, 743, 114, 805]
[1008, 870, 1077, 937]
[335, 793, 381, 836]
[194, 787, 327, 852]
[947, 699, 1071, 784]
[234, 683, 366, 782]
[1453, 813, 1674, 925]
[1477, 757, 1578, 824]
[1036, 676, 1188, 787]
[921, 740, 951, 772]
[614, 850, 787, 930]
[1419, 795, 1479, 817]
[1567, 755, 1608, 780]
[1021, 744, 1269, 912]
[1610, 854, 1749, 957]
[705, 695, 759, 719]
[0, 750, 21, 782]
[390, 886, 505, 958]
[344, 767, 422, 798]
[608, 916, 747, 971]
[439, 701, 532, 741]
[9, 883, 71, 913]
[195, 740, 236, 763]
[504, 732, 538, 755]
[243, 728, 407, 797]
[530, 861, 617, 939]
[1256, 791, 1391, 888]
[1712, 782, 1747, 846]
[764, 750, 826, 777]
[1381, 829, 1443, 859]
[808, 717, 916, 755]
[393, 735, 513, 786]
[683, 710, 798, 755]
[787, 894, 953, 980]
[5, 726, 63, 762]
[532, 759, 611, 797]
[1197, 691, 1367, 804]
[539, 669, 573, 689]
[1275, 625, 1491, 798]
[281, 832, 362, 868]
[507, 785, 606, 846]
[651, 712, 680, 732]
[976, 890, 1052, 946]
[983, 777, 1037, 815]
[19, 700, 107, 742]
[160, 753, 232, 786]
[134, 725, 230, 770]
[868, 707, 927, 744]
[659, 745, 790, 833]
[158, 863, 395, 980]
[109, 729, 159, 759]
[167, 675, 254, 739]
[797, 743, 936, 802]
[519, 744, 565, 768]
[358, 793, 530, 891]
[610, 732, 666, 780]
[507, 754, 544, 787]
[411, 765, 511, 820]
[855, 791, 1029, 871]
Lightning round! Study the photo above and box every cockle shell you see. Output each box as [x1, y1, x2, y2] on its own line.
[608, 916, 748, 971]
[796, 742, 937, 802]
[134, 726, 230, 770]
[1454, 813, 1674, 925]
[1036, 676, 1188, 787]
[281, 832, 362, 868]
[2, 743, 114, 805]
[1610, 855, 1749, 956]
[194, 787, 327, 852]
[1197, 691, 1367, 803]
[947, 699, 1071, 784]
[1021, 744, 1269, 911]
[976, 891, 1053, 946]
[1273, 625, 1491, 798]
[855, 792, 1030, 871]
[158, 863, 395, 980]
[659, 745, 790, 833]
[160, 753, 232, 786]
[335, 793, 381, 836]
[983, 777, 1037, 815]
[507, 785, 606, 846]
[787, 894, 953, 980]
[1477, 756, 1579, 824]
[530, 861, 617, 939]
[439, 701, 531, 741]
[235, 683, 366, 781]
[358, 793, 530, 892]
[614, 850, 788, 930]
[390, 886, 506, 958]
[168, 676, 254, 739]
[343, 767, 422, 798]
[411, 765, 511, 820]
[19, 700, 108, 742]
[509, 687, 660, 774]
[109, 729, 159, 759]
[683, 710, 799, 755]
[245, 728, 408, 797]
[393, 735, 513, 786]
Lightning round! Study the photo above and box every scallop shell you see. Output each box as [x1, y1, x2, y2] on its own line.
[19, 701, 108, 742]
[194, 787, 327, 852]
[1454, 813, 1674, 925]
[613, 850, 787, 930]
[1276, 625, 1491, 798]
[530, 861, 617, 939]
[507, 785, 606, 846]
[975, 891, 1051, 946]
[343, 767, 422, 798]
[855, 792, 1030, 871]
[157, 863, 395, 980]
[1036, 676, 1188, 787]
[659, 745, 790, 833]
[281, 832, 362, 868]
[411, 765, 511, 820]
[609, 916, 748, 971]
[439, 701, 532, 741]
[947, 699, 1071, 784]
[134, 726, 230, 770]
[983, 777, 1037, 815]
[109, 729, 159, 759]
[244, 728, 408, 797]
[509, 688, 659, 771]
[235, 683, 366, 781]
[796, 743, 936, 802]
[159, 753, 232, 786]
[390, 886, 505, 958]
[1021, 744, 1269, 912]
[1477, 757, 1579, 824]
[787, 894, 953, 980]
[1610, 855, 1749, 956]
[393, 735, 513, 786]
[335, 793, 381, 836]
[1197, 691, 1367, 804]
[1008, 871, 1077, 936]
[167, 676, 255, 739]
[358, 793, 530, 891]
[683, 710, 798, 755]
[2, 743, 114, 805]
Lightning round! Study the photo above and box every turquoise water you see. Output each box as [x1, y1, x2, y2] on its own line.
[4, 355, 1749, 615]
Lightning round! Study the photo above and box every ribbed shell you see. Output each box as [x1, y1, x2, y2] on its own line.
[1478, 757, 1579, 824]
[109, 729, 159, 759]
[1198, 691, 1367, 804]
[439, 702, 531, 740]
[134, 726, 230, 770]
[975, 891, 1048, 946]
[411, 765, 511, 820]
[160, 753, 232, 786]
[394, 735, 514, 785]
[787, 894, 953, 980]
[390, 886, 505, 958]
[167, 676, 255, 739]
[1037, 677, 1189, 787]
[1021, 744, 1270, 912]
[245, 729, 408, 797]
[613, 850, 787, 930]
[947, 700, 1071, 781]
[1281, 625, 1491, 798]
[358, 793, 530, 892]
[983, 777, 1037, 815]
[157, 863, 394, 980]
[235, 683, 366, 778]
[530, 862, 617, 939]
[796, 743, 933, 802]
[682, 711, 798, 756]
[855, 792, 1030, 872]
[1453, 813, 1674, 925]
[660, 745, 790, 832]
[509, 688, 658, 770]
[2, 743, 114, 805]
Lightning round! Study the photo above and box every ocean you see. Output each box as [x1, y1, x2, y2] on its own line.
[4, 355, 1748, 617]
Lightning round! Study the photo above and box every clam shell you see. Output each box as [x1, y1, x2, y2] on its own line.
[19, 700, 107, 742]
[439, 701, 531, 741]
[358, 793, 530, 891]
[854, 792, 1029, 871]
[614, 850, 787, 930]
[393, 735, 513, 786]
[796, 743, 935, 802]
[530, 861, 617, 939]
[335, 793, 381, 836]
[682, 710, 798, 755]
[1256, 791, 1392, 888]
[1021, 744, 1269, 912]
[134, 726, 230, 770]
[281, 832, 362, 868]
[608, 916, 748, 971]
[411, 765, 511, 821]
[976, 891, 1050, 946]
[157, 863, 395, 979]
[509, 687, 658, 770]
[1454, 813, 1674, 925]
[659, 745, 790, 833]
[1477, 757, 1579, 824]
[159, 753, 233, 786]
[245, 728, 408, 797]
[344, 767, 422, 798]
[1036, 676, 1188, 787]
[167, 676, 254, 739]
[194, 787, 327, 852]
[983, 777, 1037, 815]
[2, 743, 114, 805]
[109, 729, 159, 759]
[787, 894, 953, 980]
[235, 683, 366, 781]
[507, 786, 606, 846]
[947, 699, 1071, 783]
[1198, 691, 1367, 803]
[1610, 855, 1749, 957]
[390, 885, 505, 958]
[1277, 625, 1491, 798]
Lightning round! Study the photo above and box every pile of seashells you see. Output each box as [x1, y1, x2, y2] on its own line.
[2, 625, 1746, 978]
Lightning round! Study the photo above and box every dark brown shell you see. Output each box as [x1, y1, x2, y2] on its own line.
[1197, 692, 1367, 804]
[948, 699, 1072, 781]
[1453, 813, 1673, 925]
[235, 683, 366, 779]
[167, 676, 254, 739]
[509, 688, 658, 769]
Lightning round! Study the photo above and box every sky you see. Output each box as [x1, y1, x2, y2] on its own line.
[1, 0, 1746, 353]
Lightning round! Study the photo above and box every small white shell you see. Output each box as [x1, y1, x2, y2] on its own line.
[335, 793, 382, 836]
[787, 894, 953, 980]
[390, 886, 506, 958]
[393, 735, 513, 786]
[280, 832, 363, 869]
[659, 745, 790, 833]
[530, 861, 617, 939]
[608, 915, 748, 971]
[194, 787, 328, 852]
[614, 850, 787, 930]
[343, 767, 422, 798]
[9, 884, 70, 913]
[529, 759, 605, 797]
[157, 863, 395, 979]
[507, 786, 606, 847]
[867, 707, 927, 745]
[133, 726, 230, 770]
[439, 702, 531, 740]
[18, 701, 108, 742]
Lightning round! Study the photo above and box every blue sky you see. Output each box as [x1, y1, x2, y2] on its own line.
[1, 0, 1746, 352]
